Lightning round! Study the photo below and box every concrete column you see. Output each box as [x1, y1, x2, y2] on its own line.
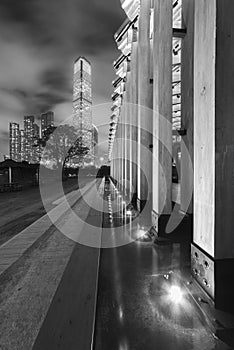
[180, 0, 194, 216]
[192, 0, 234, 312]
[120, 100, 126, 191]
[111, 148, 116, 179]
[121, 94, 126, 192]
[114, 125, 119, 184]
[115, 129, 119, 183]
[118, 121, 121, 186]
[125, 71, 131, 198]
[152, 0, 173, 235]
[137, 0, 153, 212]
[130, 41, 139, 205]
[112, 136, 116, 180]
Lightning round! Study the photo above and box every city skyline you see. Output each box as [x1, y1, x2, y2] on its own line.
[7, 107, 100, 166]
[0, 0, 125, 159]
[8, 112, 55, 163]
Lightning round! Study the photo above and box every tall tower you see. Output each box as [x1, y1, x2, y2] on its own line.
[19, 129, 26, 161]
[73, 57, 93, 159]
[24, 116, 35, 163]
[41, 111, 54, 138]
[9, 122, 20, 162]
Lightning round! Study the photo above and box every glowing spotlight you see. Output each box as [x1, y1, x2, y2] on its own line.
[126, 210, 132, 216]
[169, 285, 183, 304]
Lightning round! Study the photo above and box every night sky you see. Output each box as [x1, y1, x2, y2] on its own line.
[0, 0, 125, 158]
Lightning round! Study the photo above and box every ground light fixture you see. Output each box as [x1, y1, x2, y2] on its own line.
[168, 285, 183, 304]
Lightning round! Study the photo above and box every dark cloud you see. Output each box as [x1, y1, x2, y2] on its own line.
[0, 0, 125, 157]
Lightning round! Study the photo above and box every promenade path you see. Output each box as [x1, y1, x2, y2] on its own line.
[0, 179, 103, 350]
[0, 178, 233, 350]
[0, 179, 95, 277]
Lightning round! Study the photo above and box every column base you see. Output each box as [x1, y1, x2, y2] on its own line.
[151, 211, 170, 238]
[191, 244, 234, 313]
[151, 209, 193, 240]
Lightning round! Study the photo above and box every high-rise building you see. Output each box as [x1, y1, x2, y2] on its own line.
[33, 123, 40, 163]
[24, 116, 35, 163]
[73, 57, 93, 157]
[41, 111, 54, 137]
[9, 122, 20, 162]
[19, 129, 26, 161]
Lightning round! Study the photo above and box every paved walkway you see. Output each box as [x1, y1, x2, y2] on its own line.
[1, 179, 234, 350]
[32, 179, 105, 350]
[92, 184, 230, 350]
[0, 180, 95, 277]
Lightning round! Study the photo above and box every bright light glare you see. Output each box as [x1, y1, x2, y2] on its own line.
[169, 285, 183, 304]
[126, 210, 132, 216]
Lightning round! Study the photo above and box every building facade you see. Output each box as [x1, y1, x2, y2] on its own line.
[41, 111, 54, 138]
[24, 116, 35, 162]
[19, 129, 26, 161]
[73, 57, 93, 161]
[9, 122, 20, 162]
[23, 116, 40, 163]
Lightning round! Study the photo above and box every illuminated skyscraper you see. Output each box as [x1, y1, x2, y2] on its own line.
[9, 122, 20, 162]
[19, 129, 26, 161]
[24, 116, 35, 162]
[33, 123, 40, 163]
[41, 111, 54, 137]
[73, 57, 93, 157]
